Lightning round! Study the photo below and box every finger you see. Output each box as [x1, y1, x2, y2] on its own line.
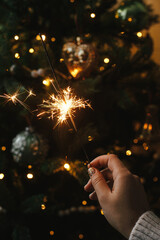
[89, 191, 98, 201]
[88, 167, 111, 203]
[89, 154, 125, 180]
[84, 168, 113, 192]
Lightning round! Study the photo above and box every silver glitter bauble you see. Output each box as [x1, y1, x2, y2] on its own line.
[11, 127, 48, 164]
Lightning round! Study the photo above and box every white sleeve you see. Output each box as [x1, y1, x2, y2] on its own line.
[129, 211, 160, 240]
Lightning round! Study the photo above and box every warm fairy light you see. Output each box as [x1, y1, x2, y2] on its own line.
[14, 35, 19, 40]
[0, 173, 4, 180]
[60, 58, 64, 62]
[121, 32, 125, 35]
[41, 204, 46, 210]
[70, 0, 75, 2]
[79, 234, 84, 239]
[148, 124, 152, 131]
[15, 53, 20, 59]
[64, 163, 71, 171]
[100, 209, 104, 215]
[51, 37, 56, 42]
[133, 139, 138, 144]
[1, 146, 6, 151]
[153, 177, 158, 182]
[126, 150, 132, 156]
[143, 123, 148, 129]
[41, 35, 46, 41]
[38, 87, 91, 127]
[29, 48, 34, 53]
[82, 200, 87, 206]
[115, 14, 119, 19]
[50, 230, 54, 236]
[27, 173, 33, 179]
[36, 34, 41, 40]
[99, 66, 105, 71]
[143, 143, 149, 151]
[140, 177, 145, 184]
[128, 17, 133, 22]
[43, 79, 51, 86]
[90, 13, 96, 18]
[104, 58, 110, 64]
[28, 165, 32, 169]
[43, 196, 47, 202]
[88, 136, 93, 141]
[137, 32, 143, 38]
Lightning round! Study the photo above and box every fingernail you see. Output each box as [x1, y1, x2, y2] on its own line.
[88, 167, 95, 177]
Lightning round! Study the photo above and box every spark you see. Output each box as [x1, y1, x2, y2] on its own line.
[38, 87, 91, 128]
[0, 88, 36, 112]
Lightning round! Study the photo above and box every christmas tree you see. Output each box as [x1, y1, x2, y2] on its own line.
[0, 0, 160, 239]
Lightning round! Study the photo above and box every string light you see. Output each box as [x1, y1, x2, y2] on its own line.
[27, 173, 33, 179]
[14, 35, 19, 40]
[126, 150, 132, 156]
[121, 32, 125, 35]
[51, 37, 56, 42]
[137, 32, 143, 38]
[90, 13, 96, 18]
[0, 173, 4, 180]
[41, 204, 46, 210]
[143, 143, 149, 151]
[70, 0, 75, 2]
[99, 66, 105, 71]
[1, 146, 6, 151]
[41, 35, 46, 41]
[153, 177, 158, 182]
[64, 163, 71, 171]
[88, 136, 93, 141]
[82, 200, 87, 205]
[42, 79, 51, 86]
[128, 17, 133, 22]
[50, 230, 54, 236]
[100, 209, 104, 215]
[15, 53, 20, 59]
[36, 35, 41, 40]
[28, 165, 32, 169]
[115, 14, 119, 19]
[79, 234, 84, 239]
[133, 139, 138, 144]
[104, 58, 110, 64]
[29, 48, 34, 53]
[60, 58, 64, 62]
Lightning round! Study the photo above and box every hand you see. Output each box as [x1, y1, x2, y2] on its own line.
[84, 154, 149, 239]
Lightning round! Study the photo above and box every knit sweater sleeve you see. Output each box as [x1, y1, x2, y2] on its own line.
[129, 211, 160, 240]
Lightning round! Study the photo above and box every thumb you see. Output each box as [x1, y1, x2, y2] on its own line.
[88, 167, 111, 203]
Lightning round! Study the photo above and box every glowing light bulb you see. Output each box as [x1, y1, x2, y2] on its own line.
[70, 68, 81, 78]
[100, 209, 104, 215]
[88, 136, 93, 141]
[153, 177, 158, 182]
[1, 146, 6, 151]
[99, 66, 105, 71]
[79, 234, 84, 239]
[50, 230, 54, 236]
[60, 58, 64, 62]
[27, 173, 33, 179]
[137, 32, 143, 38]
[115, 14, 119, 19]
[41, 204, 46, 210]
[82, 200, 87, 205]
[104, 58, 110, 64]
[41, 35, 46, 41]
[36, 35, 41, 40]
[126, 150, 132, 156]
[42, 79, 51, 86]
[133, 139, 138, 144]
[128, 17, 133, 22]
[51, 37, 56, 42]
[29, 48, 34, 53]
[14, 35, 19, 40]
[15, 53, 20, 59]
[28, 165, 32, 169]
[0, 173, 4, 180]
[64, 163, 71, 171]
[90, 13, 96, 18]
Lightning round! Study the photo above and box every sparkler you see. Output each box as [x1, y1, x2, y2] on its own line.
[39, 33, 91, 162]
[0, 88, 36, 112]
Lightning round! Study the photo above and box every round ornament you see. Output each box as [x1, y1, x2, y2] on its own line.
[115, 1, 149, 32]
[11, 127, 48, 165]
[31, 70, 39, 78]
[62, 37, 96, 79]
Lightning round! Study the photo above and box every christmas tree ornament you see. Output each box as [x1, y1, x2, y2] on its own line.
[37, 68, 45, 77]
[11, 127, 48, 165]
[62, 37, 96, 79]
[31, 70, 39, 78]
[115, 1, 149, 32]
